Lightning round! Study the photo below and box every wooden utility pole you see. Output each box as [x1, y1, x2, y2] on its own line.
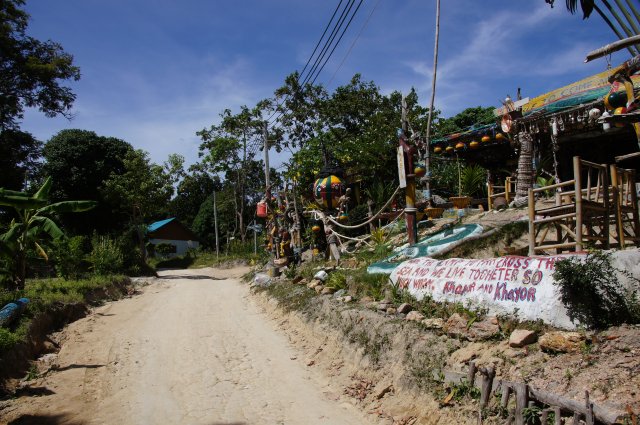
[401, 95, 418, 245]
[424, 0, 441, 208]
[213, 190, 219, 258]
[263, 121, 270, 198]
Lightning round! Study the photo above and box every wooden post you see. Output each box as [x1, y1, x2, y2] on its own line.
[480, 367, 495, 409]
[514, 383, 529, 425]
[468, 361, 477, 386]
[528, 188, 536, 255]
[553, 406, 562, 425]
[501, 384, 512, 410]
[488, 181, 494, 211]
[602, 163, 610, 250]
[573, 156, 583, 251]
[505, 177, 511, 203]
[610, 165, 625, 247]
[585, 390, 595, 425]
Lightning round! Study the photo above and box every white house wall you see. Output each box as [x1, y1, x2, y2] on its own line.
[150, 239, 199, 256]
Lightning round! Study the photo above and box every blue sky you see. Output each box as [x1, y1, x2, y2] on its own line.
[21, 0, 630, 169]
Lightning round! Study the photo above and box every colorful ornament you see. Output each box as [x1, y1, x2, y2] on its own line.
[469, 141, 480, 149]
[605, 91, 627, 110]
[434, 146, 443, 154]
[495, 133, 506, 141]
[613, 106, 627, 127]
[414, 164, 426, 177]
[481, 135, 491, 143]
[338, 212, 349, 222]
[455, 142, 465, 150]
[313, 175, 345, 209]
[312, 225, 321, 232]
[445, 146, 454, 153]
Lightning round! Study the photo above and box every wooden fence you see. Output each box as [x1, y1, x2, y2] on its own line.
[437, 361, 629, 424]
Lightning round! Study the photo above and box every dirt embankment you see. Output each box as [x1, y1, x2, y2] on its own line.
[255, 281, 640, 424]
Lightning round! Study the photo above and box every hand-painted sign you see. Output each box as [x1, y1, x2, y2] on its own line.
[389, 255, 581, 329]
[521, 67, 640, 115]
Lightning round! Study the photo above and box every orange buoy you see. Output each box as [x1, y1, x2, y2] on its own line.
[455, 142, 465, 150]
[496, 133, 506, 141]
[434, 146, 442, 154]
[445, 146, 454, 153]
[470, 141, 480, 149]
[481, 135, 491, 143]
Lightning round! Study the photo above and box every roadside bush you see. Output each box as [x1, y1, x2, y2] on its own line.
[52, 236, 88, 280]
[553, 251, 640, 329]
[155, 242, 176, 257]
[88, 235, 123, 276]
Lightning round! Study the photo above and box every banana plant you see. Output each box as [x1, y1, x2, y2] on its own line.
[0, 177, 96, 290]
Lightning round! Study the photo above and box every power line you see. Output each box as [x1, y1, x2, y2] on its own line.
[300, 0, 357, 87]
[265, 0, 348, 123]
[327, 0, 380, 87]
[309, 0, 365, 86]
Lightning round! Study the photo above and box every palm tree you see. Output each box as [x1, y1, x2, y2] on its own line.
[547, 0, 640, 56]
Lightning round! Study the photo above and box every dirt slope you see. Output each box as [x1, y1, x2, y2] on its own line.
[0, 267, 372, 425]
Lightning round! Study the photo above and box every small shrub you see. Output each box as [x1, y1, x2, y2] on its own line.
[155, 243, 177, 257]
[52, 236, 88, 280]
[88, 235, 124, 276]
[326, 271, 347, 290]
[553, 251, 640, 329]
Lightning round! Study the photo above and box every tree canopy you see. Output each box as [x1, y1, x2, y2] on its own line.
[0, 0, 80, 131]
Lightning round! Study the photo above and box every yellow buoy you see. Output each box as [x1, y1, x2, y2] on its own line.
[481, 135, 491, 143]
[470, 141, 480, 149]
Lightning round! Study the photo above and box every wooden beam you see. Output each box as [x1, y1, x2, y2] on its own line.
[585, 35, 640, 62]
[614, 151, 640, 162]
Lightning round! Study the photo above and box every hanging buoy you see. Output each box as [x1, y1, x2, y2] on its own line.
[496, 133, 506, 141]
[312, 225, 321, 232]
[445, 146, 454, 153]
[313, 175, 345, 209]
[469, 141, 480, 149]
[434, 146, 443, 154]
[256, 201, 268, 218]
[613, 107, 627, 127]
[481, 135, 491, 143]
[605, 91, 627, 110]
[455, 142, 465, 150]
[414, 164, 426, 177]
[338, 212, 349, 222]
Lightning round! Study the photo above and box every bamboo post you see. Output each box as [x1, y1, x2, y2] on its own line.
[602, 164, 610, 250]
[630, 169, 640, 244]
[528, 188, 536, 255]
[488, 182, 494, 211]
[505, 177, 511, 203]
[573, 157, 583, 251]
[514, 383, 529, 425]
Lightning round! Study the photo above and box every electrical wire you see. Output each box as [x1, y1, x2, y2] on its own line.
[327, 0, 380, 86]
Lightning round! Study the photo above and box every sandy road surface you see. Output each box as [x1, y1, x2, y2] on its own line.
[2, 267, 371, 425]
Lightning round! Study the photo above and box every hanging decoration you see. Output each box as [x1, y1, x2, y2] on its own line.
[313, 175, 345, 209]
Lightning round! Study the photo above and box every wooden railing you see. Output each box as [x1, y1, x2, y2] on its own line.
[437, 361, 626, 424]
[488, 177, 515, 210]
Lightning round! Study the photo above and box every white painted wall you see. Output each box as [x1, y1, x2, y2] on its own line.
[149, 239, 199, 257]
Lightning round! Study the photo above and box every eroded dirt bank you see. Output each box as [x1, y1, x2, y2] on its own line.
[0, 267, 374, 425]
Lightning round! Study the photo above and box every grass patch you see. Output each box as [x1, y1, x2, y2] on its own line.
[0, 274, 128, 356]
[150, 249, 269, 271]
[256, 281, 316, 314]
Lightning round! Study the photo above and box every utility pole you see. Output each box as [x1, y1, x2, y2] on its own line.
[263, 121, 270, 198]
[401, 95, 418, 245]
[424, 0, 441, 208]
[213, 189, 219, 259]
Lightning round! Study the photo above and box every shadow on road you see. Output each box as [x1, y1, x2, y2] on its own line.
[159, 274, 222, 280]
[8, 414, 85, 425]
[54, 364, 104, 372]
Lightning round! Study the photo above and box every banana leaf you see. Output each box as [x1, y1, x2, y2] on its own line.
[33, 177, 52, 200]
[28, 216, 64, 240]
[0, 188, 32, 198]
[1, 223, 24, 245]
[37, 200, 97, 215]
[0, 194, 48, 210]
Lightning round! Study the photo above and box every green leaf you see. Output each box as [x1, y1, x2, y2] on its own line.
[28, 216, 64, 240]
[0, 188, 32, 198]
[0, 194, 48, 209]
[33, 176, 53, 200]
[37, 200, 97, 215]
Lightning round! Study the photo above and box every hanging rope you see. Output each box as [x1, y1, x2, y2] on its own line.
[329, 209, 407, 250]
[322, 185, 402, 229]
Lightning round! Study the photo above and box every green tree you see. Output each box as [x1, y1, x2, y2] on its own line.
[0, 177, 95, 289]
[170, 166, 216, 227]
[198, 106, 266, 242]
[42, 129, 133, 234]
[0, 0, 80, 131]
[434, 106, 496, 137]
[0, 129, 42, 191]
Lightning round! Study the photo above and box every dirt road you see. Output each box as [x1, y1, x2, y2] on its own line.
[2, 267, 372, 425]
